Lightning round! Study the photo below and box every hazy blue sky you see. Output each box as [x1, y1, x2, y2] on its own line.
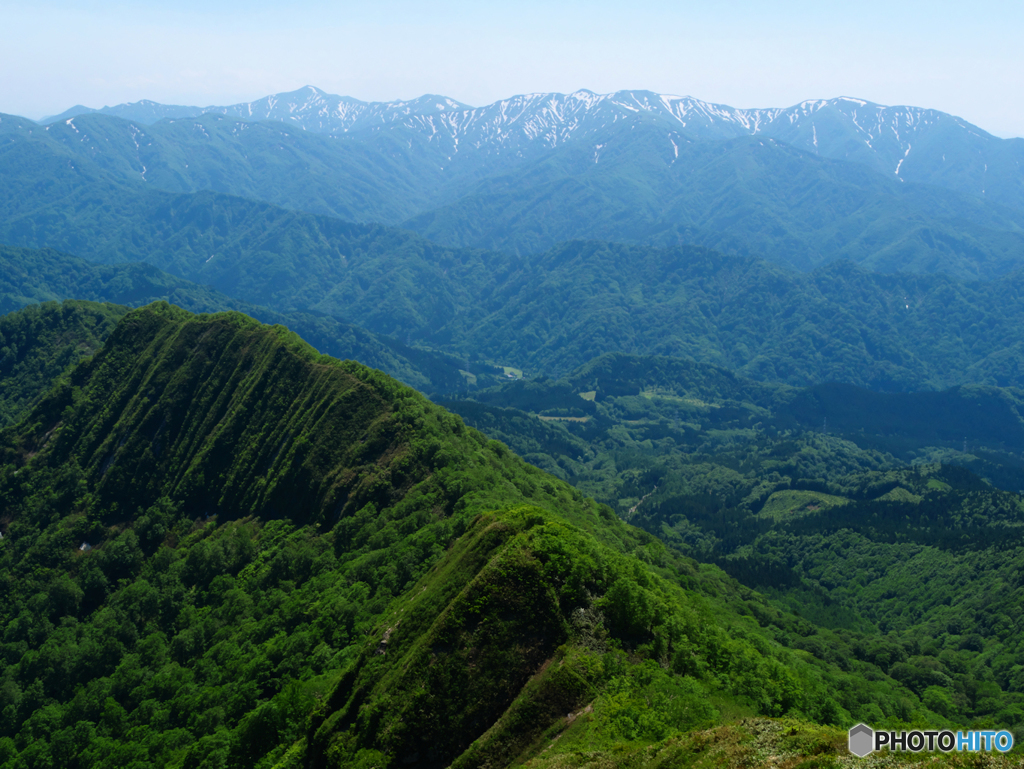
[2, 0, 1022, 137]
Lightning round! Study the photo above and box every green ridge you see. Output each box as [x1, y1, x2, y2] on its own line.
[442, 352, 1024, 734]
[13, 235, 1024, 393]
[0, 304, 986, 767]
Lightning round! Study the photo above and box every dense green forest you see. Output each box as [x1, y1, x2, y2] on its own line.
[404, 128, 1024, 277]
[438, 352, 1024, 740]
[0, 246, 480, 395]
[0, 303, 1014, 767]
[7, 116, 1024, 388]
[434, 242, 1024, 388]
[9, 235, 1024, 394]
[0, 301, 128, 428]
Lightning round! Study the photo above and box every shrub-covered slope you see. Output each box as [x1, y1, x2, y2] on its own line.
[0, 304, 982, 767]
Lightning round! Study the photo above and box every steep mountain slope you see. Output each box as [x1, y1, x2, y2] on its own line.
[0, 300, 129, 427]
[748, 98, 1024, 204]
[0, 304, 961, 767]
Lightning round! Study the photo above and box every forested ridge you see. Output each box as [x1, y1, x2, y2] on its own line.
[441, 351, 1024, 739]
[7, 108, 1024, 390]
[0, 246, 481, 396]
[403, 127, 1024, 277]
[0, 304, 1014, 767]
[11, 238, 1024, 394]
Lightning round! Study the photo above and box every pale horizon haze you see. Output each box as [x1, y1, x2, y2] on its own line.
[2, 0, 1022, 138]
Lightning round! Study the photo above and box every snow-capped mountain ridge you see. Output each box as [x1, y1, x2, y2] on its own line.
[364, 90, 988, 182]
[207, 86, 470, 134]
[37, 87, 1019, 205]
[43, 86, 471, 136]
[10, 86, 1024, 282]
[44, 86, 984, 146]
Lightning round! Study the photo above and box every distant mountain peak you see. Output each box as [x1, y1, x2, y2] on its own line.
[39, 104, 98, 123]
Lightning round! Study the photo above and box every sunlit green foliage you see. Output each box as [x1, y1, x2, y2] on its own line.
[444, 353, 1024, 744]
[0, 304, 982, 767]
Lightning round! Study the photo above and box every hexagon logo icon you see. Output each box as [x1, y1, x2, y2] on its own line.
[848, 723, 874, 757]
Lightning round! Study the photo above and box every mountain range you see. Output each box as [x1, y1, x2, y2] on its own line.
[4, 87, 1019, 279]
[42, 86, 1024, 210]
[3, 81, 1024, 766]
[11, 224, 1024, 394]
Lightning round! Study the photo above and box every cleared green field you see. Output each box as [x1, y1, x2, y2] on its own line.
[641, 387, 721, 409]
[876, 486, 923, 503]
[757, 489, 849, 522]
